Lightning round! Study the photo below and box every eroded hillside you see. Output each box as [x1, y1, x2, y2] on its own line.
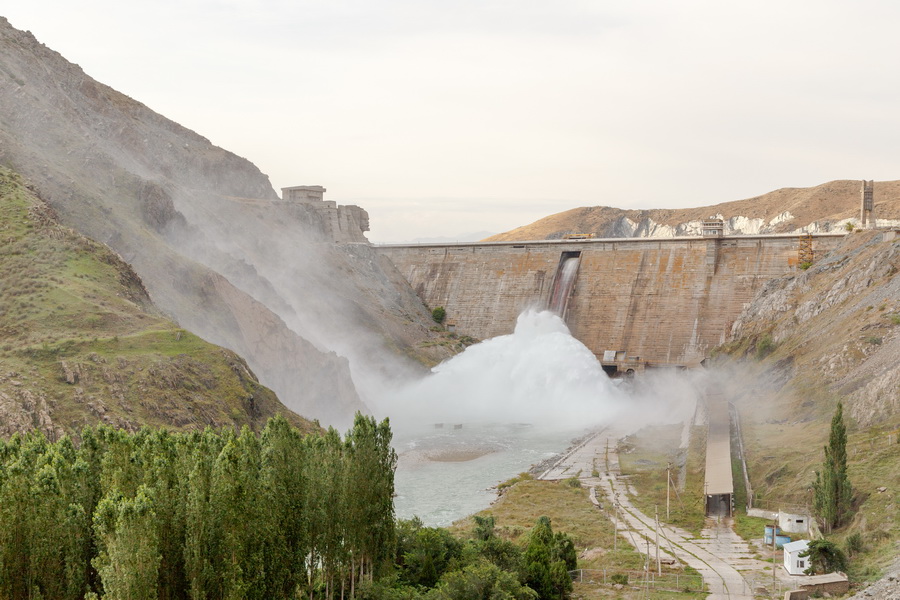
[0, 168, 317, 438]
[715, 229, 899, 575]
[728, 229, 899, 427]
[485, 180, 900, 241]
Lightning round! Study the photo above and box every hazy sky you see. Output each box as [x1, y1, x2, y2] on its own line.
[5, 1, 900, 242]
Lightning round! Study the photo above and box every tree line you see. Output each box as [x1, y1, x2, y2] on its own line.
[0, 414, 577, 600]
[0, 414, 396, 600]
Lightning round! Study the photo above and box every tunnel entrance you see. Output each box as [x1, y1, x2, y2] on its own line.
[705, 493, 733, 517]
[548, 251, 581, 318]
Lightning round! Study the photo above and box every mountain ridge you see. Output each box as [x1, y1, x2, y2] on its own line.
[484, 179, 900, 241]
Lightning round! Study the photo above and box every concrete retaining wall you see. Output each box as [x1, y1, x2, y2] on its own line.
[379, 235, 844, 365]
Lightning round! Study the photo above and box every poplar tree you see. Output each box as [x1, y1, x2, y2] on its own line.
[523, 517, 573, 600]
[812, 402, 853, 534]
[92, 486, 161, 600]
[260, 415, 309, 597]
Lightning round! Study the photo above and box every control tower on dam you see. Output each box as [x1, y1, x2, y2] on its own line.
[378, 233, 844, 369]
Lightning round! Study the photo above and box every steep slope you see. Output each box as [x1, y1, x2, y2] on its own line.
[728, 229, 899, 427]
[717, 229, 899, 577]
[485, 180, 900, 241]
[0, 17, 450, 426]
[0, 167, 317, 438]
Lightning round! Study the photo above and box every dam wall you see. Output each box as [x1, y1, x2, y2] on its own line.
[379, 234, 844, 365]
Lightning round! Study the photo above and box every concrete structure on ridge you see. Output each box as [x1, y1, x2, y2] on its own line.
[701, 218, 725, 237]
[281, 185, 370, 244]
[860, 180, 875, 228]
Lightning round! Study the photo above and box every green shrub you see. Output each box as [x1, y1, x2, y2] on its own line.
[845, 532, 865, 557]
[756, 334, 775, 359]
[431, 306, 446, 324]
[864, 336, 882, 345]
[799, 261, 813, 270]
[610, 573, 628, 586]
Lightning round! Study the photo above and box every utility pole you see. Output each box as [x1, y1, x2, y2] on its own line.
[772, 513, 778, 598]
[645, 536, 650, 584]
[605, 437, 609, 473]
[613, 494, 618, 552]
[655, 505, 661, 575]
[666, 462, 671, 520]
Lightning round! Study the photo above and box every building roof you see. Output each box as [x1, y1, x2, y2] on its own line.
[704, 393, 733, 495]
[782, 539, 810, 553]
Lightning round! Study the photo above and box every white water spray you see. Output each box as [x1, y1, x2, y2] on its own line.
[380, 308, 702, 525]
[374, 309, 625, 433]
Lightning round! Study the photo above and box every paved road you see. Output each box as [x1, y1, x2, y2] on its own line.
[540, 427, 762, 599]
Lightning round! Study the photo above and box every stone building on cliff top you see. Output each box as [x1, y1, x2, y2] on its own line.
[282, 185, 370, 244]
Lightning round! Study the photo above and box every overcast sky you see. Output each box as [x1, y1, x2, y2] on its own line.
[5, 1, 900, 242]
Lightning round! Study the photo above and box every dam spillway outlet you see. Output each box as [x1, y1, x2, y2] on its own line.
[548, 251, 581, 317]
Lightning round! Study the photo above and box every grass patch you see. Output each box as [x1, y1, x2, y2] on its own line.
[454, 479, 644, 570]
[619, 425, 707, 536]
[497, 472, 534, 492]
[733, 514, 771, 543]
[740, 410, 899, 583]
[454, 479, 705, 599]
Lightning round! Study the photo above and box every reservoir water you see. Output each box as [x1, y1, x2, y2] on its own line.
[393, 423, 591, 526]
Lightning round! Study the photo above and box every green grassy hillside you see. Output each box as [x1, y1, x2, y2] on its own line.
[0, 167, 317, 438]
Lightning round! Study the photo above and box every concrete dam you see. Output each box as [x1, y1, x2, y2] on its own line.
[379, 233, 844, 370]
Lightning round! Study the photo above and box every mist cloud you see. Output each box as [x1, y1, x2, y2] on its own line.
[373, 310, 624, 432]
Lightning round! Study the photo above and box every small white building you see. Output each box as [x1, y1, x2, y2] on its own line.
[783, 539, 810, 575]
[778, 511, 810, 534]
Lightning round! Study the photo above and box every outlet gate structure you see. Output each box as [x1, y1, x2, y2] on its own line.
[704, 391, 734, 517]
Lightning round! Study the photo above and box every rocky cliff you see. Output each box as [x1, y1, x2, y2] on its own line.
[728, 229, 899, 428]
[485, 180, 900, 242]
[718, 229, 899, 583]
[0, 17, 449, 427]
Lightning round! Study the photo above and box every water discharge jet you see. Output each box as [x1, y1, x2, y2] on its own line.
[373, 309, 624, 433]
[548, 252, 581, 318]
